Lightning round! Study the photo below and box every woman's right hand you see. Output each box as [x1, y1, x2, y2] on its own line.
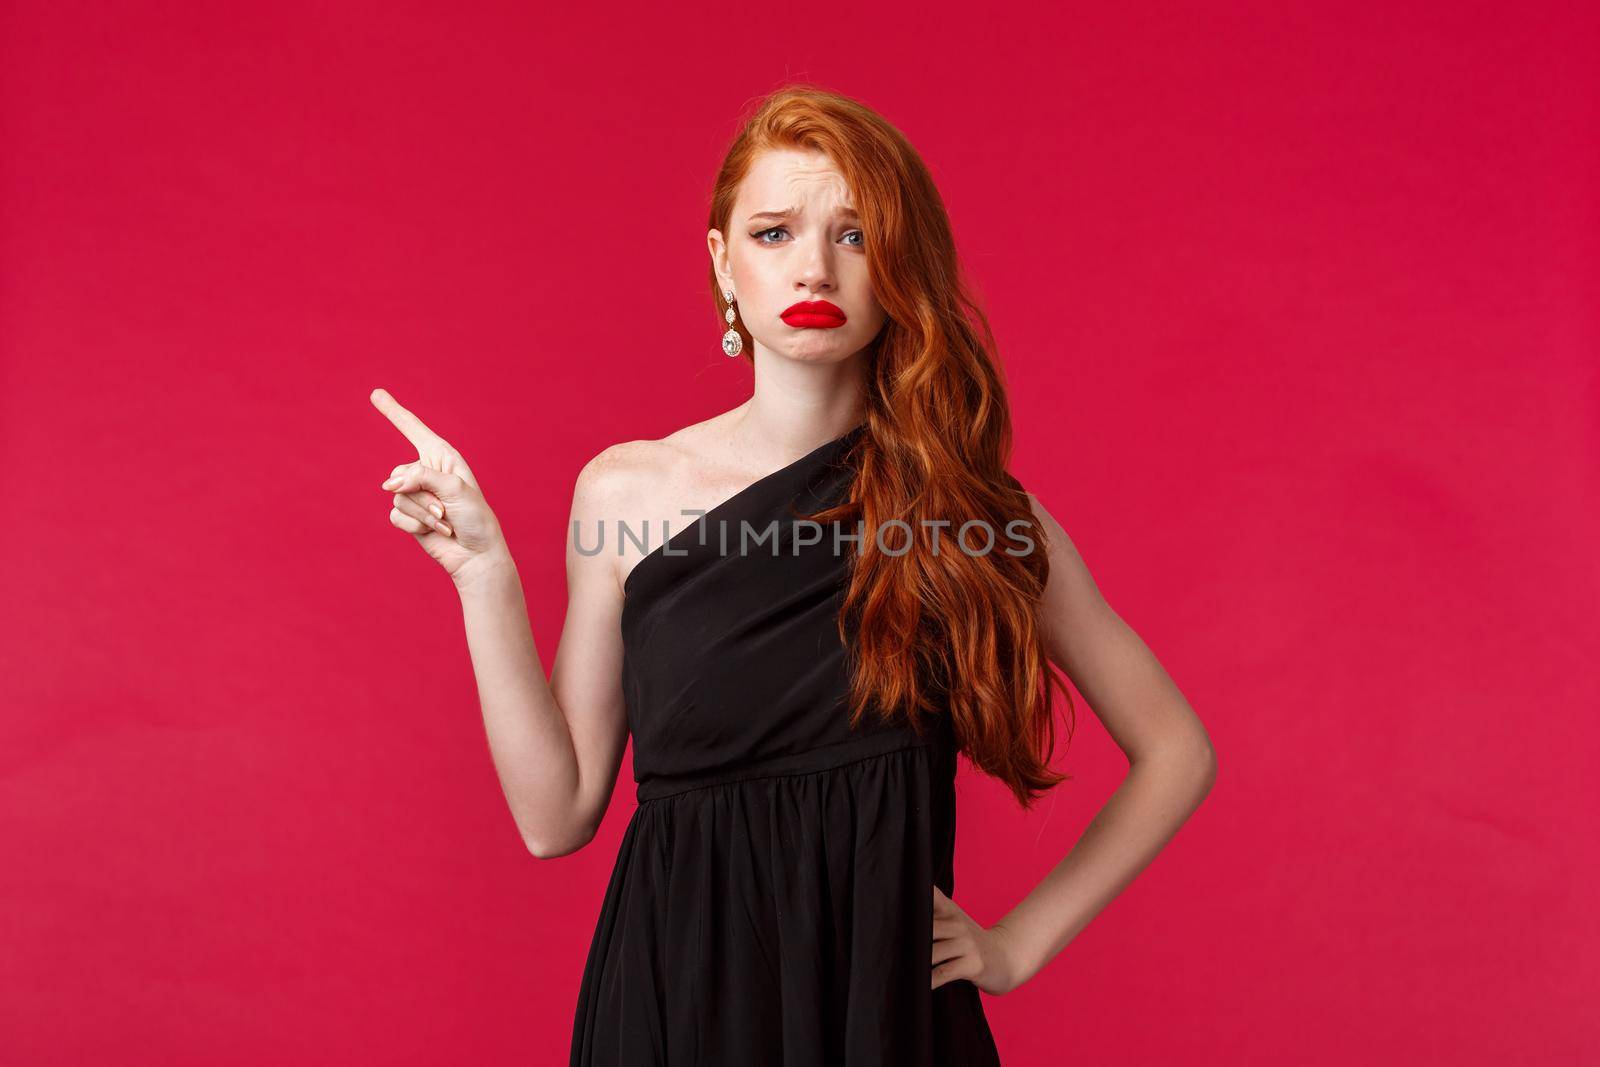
[370, 387, 509, 586]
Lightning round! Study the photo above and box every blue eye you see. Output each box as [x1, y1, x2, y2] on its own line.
[750, 227, 866, 247]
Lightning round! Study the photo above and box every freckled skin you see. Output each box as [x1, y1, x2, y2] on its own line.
[707, 147, 889, 367]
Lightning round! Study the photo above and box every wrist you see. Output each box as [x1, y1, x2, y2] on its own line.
[453, 546, 518, 594]
[990, 917, 1041, 991]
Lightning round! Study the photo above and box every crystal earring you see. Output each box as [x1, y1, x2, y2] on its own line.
[721, 290, 744, 357]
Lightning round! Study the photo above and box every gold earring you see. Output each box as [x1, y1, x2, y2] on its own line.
[721, 290, 743, 357]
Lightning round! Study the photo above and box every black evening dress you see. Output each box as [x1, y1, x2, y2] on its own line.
[569, 422, 1003, 1066]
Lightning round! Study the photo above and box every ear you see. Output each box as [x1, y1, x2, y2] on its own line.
[706, 228, 733, 294]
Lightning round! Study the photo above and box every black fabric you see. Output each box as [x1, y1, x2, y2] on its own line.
[570, 423, 1003, 1065]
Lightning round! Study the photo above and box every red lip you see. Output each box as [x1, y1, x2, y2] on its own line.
[780, 299, 847, 328]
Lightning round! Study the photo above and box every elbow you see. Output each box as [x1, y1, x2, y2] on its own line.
[1184, 730, 1218, 798]
[1140, 730, 1217, 797]
[1195, 739, 1218, 796]
[523, 823, 597, 860]
[521, 783, 605, 859]
[525, 836, 576, 860]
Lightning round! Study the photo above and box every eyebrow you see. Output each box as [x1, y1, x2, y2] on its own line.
[747, 206, 861, 223]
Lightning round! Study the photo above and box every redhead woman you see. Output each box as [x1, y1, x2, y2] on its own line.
[371, 85, 1216, 1066]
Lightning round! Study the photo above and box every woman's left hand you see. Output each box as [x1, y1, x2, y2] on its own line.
[932, 885, 1028, 995]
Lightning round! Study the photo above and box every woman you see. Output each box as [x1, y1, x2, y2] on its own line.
[371, 85, 1216, 1065]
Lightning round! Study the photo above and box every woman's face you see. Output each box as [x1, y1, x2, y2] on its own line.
[708, 147, 887, 365]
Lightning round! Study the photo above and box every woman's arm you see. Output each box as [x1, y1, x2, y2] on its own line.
[371, 388, 638, 859]
[986, 492, 1218, 988]
[454, 450, 633, 858]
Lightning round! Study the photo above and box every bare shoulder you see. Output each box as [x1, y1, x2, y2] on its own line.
[1023, 488, 1109, 616]
[572, 416, 732, 510]
[570, 438, 649, 515]
[565, 415, 739, 587]
[1023, 490, 1069, 547]
[567, 438, 660, 540]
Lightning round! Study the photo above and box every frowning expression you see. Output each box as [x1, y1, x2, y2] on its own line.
[709, 147, 887, 364]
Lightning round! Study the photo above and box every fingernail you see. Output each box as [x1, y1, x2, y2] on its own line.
[436, 521, 453, 536]
[382, 477, 400, 489]
[428, 504, 443, 519]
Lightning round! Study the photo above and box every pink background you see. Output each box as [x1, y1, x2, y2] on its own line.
[3, 3, 1595, 1063]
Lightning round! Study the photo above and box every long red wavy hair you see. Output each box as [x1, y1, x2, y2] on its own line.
[707, 85, 1073, 809]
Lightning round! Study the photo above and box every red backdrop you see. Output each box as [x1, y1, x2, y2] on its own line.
[3, 2, 1595, 1063]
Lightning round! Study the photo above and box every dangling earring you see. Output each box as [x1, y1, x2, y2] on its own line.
[721, 290, 744, 358]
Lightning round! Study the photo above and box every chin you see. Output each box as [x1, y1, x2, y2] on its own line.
[780, 337, 861, 363]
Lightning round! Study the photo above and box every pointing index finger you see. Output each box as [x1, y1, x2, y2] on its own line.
[369, 388, 443, 452]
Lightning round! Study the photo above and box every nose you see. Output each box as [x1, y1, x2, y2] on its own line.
[792, 232, 836, 294]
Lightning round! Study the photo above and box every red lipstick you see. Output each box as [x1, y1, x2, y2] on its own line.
[780, 299, 847, 329]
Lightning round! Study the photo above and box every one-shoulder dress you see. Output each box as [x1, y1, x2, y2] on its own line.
[569, 422, 1003, 1066]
